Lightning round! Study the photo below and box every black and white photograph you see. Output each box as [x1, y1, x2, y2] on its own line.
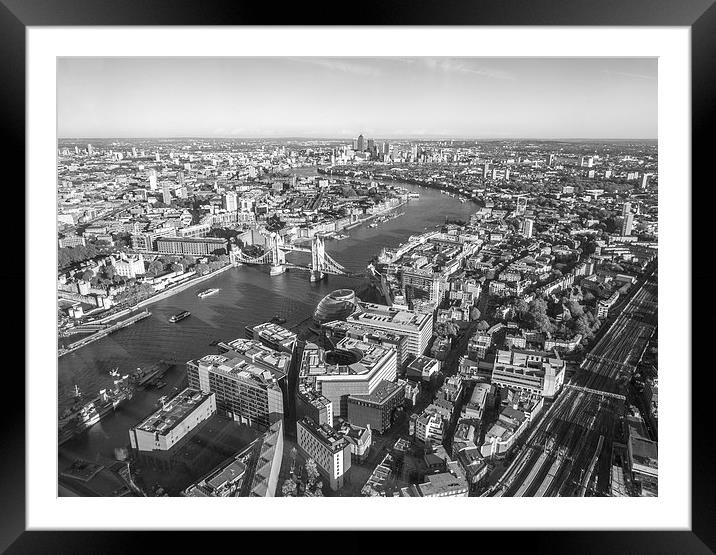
[9, 17, 705, 550]
[54, 56, 659, 499]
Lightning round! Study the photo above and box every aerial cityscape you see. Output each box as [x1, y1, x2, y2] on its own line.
[56, 58, 658, 498]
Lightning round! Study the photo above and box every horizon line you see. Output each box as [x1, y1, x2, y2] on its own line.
[58, 136, 658, 142]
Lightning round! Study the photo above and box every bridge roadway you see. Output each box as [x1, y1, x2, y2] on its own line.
[490, 268, 658, 497]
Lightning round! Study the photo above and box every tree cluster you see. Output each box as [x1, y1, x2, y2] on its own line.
[265, 215, 285, 232]
[434, 321, 460, 338]
[58, 243, 102, 270]
[112, 282, 155, 306]
[209, 226, 242, 240]
[280, 457, 323, 497]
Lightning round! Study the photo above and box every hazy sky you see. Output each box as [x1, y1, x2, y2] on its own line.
[57, 57, 657, 139]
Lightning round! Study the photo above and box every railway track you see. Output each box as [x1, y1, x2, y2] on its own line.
[490, 268, 658, 497]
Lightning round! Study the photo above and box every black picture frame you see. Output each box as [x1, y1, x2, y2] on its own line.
[5, 1, 711, 552]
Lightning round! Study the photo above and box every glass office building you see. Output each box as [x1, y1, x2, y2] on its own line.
[313, 289, 360, 325]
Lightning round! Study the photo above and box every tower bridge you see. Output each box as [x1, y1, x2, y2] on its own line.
[230, 233, 351, 282]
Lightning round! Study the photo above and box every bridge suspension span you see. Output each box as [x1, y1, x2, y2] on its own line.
[230, 233, 350, 282]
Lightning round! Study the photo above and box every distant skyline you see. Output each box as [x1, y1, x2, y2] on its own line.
[58, 57, 658, 140]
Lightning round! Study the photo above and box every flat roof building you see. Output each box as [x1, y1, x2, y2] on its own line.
[412, 408, 444, 444]
[129, 388, 216, 469]
[296, 382, 333, 427]
[187, 354, 284, 430]
[491, 348, 566, 398]
[405, 355, 441, 383]
[347, 380, 405, 434]
[296, 417, 352, 491]
[347, 302, 433, 358]
[468, 332, 491, 360]
[155, 236, 228, 256]
[322, 319, 409, 367]
[217, 337, 291, 378]
[246, 322, 297, 354]
[400, 465, 469, 497]
[299, 338, 397, 423]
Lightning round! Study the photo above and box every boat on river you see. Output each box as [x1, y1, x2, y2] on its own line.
[169, 310, 191, 323]
[58, 376, 134, 445]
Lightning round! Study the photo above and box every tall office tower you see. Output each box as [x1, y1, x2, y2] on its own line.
[74, 146, 79, 154]
[411, 144, 418, 161]
[162, 182, 172, 205]
[352, 138, 359, 150]
[483, 162, 491, 178]
[641, 174, 650, 190]
[622, 202, 632, 216]
[224, 191, 238, 212]
[87, 144, 94, 157]
[148, 170, 157, 191]
[516, 196, 527, 216]
[546, 153, 555, 166]
[382, 141, 390, 155]
[621, 213, 634, 236]
[367, 138, 375, 154]
[155, 151, 160, 162]
[357, 134, 365, 152]
[522, 218, 534, 238]
[177, 171, 185, 186]
[131, 147, 137, 158]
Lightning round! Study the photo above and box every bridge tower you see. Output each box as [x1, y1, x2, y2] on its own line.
[269, 233, 287, 276]
[310, 234, 325, 282]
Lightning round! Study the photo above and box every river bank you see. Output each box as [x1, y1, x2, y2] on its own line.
[90, 263, 235, 325]
[57, 180, 476, 466]
[129, 263, 234, 311]
[59, 310, 152, 357]
[59, 264, 235, 354]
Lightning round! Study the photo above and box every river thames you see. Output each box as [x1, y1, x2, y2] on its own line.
[57, 178, 476, 465]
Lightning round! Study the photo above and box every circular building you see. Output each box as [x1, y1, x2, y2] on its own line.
[313, 288, 359, 325]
